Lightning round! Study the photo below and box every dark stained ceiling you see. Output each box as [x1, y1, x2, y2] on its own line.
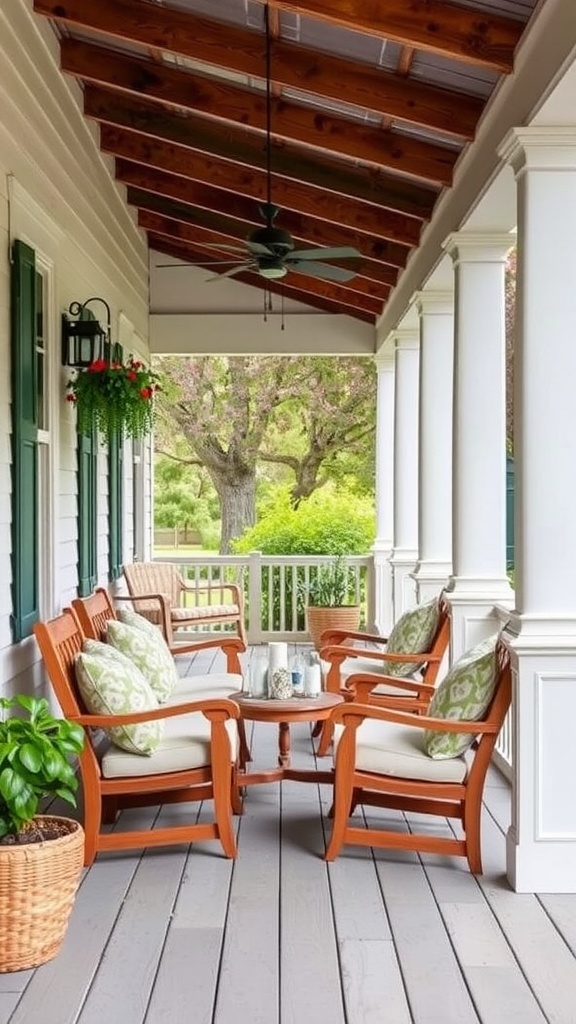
[34, 0, 537, 323]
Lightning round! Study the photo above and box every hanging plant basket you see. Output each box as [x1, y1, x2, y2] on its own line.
[66, 357, 160, 443]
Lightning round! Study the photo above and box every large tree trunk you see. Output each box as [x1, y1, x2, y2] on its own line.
[209, 470, 256, 554]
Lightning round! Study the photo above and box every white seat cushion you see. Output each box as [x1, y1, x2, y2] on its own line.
[171, 604, 239, 621]
[102, 710, 238, 779]
[334, 718, 468, 784]
[168, 673, 243, 703]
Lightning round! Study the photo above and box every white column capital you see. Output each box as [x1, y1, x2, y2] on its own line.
[413, 290, 454, 318]
[373, 349, 395, 372]
[444, 231, 514, 265]
[392, 327, 419, 351]
[499, 126, 576, 177]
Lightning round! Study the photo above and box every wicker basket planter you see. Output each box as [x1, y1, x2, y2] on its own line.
[0, 816, 84, 973]
[306, 605, 361, 651]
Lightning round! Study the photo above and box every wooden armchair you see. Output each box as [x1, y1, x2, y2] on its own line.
[72, 587, 251, 766]
[73, 586, 246, 675]
[325, 640, 511, 874]
[33, 608, 242, 867]
[316, 596, 450, 756]
[122, 562, 247, 651]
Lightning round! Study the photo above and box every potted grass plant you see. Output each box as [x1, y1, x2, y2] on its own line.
[0, 695, 85, 972]
[301, 557, 361, 650]
[66, 356, 160, 443]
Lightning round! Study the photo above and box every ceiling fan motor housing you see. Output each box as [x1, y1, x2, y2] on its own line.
[249, 226, 294, 254]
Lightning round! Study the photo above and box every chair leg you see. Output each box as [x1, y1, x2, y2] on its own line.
[325, 771, 356, 861]
[238, 718, 252, 768]
[212, 761, 237, 859]
[463, 795, 483, 875]
[316, 719, 334, 757]
[83, 784, 102, 867]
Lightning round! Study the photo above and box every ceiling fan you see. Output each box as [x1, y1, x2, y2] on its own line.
[157, 5, 362, 285]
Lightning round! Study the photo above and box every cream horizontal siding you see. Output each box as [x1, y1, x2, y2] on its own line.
[0, 1, 152, 696]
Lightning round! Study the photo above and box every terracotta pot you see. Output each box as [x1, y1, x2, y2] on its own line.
[0, 816, 84, 972]
[305, 605, 361, 651]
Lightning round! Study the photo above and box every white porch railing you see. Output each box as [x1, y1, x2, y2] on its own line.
[154, 551, 375, 644]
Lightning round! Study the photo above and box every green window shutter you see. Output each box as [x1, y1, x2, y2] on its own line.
[108, 430, 123, 580]
[77, 428, 98, 597]
[10, 240, 39, 642]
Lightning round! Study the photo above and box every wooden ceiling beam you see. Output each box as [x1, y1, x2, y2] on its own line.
[137, 208, 398, 289]
[127, 186, 410, 271]
[85, 86, 454, 189]
[101, 126, 427, 243]
[264, 0, 521, 72]
[140, 213, 390, 303]
[147, 233, 379, 319]
[36, 0, 484, 138]
[116, 159, 419, 250]
[59, 41, 476, 177]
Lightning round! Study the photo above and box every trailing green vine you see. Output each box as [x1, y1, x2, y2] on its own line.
[66, 356, 160, 443]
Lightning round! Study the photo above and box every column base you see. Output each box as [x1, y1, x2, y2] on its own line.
[507, 826, 576, 893]
[504, 633, 576, 893]
[389, 549, 418, 616]
[445, 577, 515, 659]
[411, 560, 452, 604]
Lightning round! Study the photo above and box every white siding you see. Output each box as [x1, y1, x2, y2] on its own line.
[0, 1, 151, 695]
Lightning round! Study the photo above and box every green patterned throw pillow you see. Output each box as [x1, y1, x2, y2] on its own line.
[422, 634, 499, 759]
[106, 619, 177, 702]
[74, 649, 163, 755]
[385, 598, 440, 677]
[117, 606, 165, 640]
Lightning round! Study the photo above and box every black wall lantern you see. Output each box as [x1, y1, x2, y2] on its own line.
[61, 297, 112, 368]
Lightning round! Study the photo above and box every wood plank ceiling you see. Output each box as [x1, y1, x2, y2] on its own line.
[34, 0, 535, 323]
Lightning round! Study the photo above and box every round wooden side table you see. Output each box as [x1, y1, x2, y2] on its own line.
[229, 691, 343, 786]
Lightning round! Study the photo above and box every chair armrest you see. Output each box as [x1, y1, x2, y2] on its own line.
[180, 580, 244, 605]
[321, 643, 440, 666]
[330, 702, 500, 735]
[72, 696, 240, 729]
[320, 628, 388, 647]
[344, 674, 436, 699]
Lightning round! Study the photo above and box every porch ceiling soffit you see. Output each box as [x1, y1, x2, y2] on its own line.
[32, 0, 535, 324]
[376, 0, 576, 339]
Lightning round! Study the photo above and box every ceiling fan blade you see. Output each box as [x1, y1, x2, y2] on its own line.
[206, 263, 251, 282]
[286, 259, 358, 282]
[156, 260, 245, 268]
[246, 240, 275, 256]
[288, 246, 362, 261]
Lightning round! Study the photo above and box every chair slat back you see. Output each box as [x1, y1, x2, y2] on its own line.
[72, 588, 116, 640]
[123, 562, 181, 608]
[33, 609, 86, 719]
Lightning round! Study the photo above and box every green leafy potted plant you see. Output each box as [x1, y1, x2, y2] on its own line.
[0, 695, 85, 972]
[66, 356, 160, 443]
[301, 557, 361, 650]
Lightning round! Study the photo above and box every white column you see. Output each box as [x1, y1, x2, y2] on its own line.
[372, 349, 395, 634]
[444, 231, 514, 659]
[412, 291, 454, 604]
[389, 327, 419, 615]
[500, 127, 576, 893]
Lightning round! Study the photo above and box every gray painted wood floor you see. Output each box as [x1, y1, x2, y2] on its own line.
[2, 644, 576, 1024]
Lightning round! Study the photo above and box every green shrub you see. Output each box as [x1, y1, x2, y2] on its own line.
[233, 488, 374, 556]
[234, 489, 373, 629]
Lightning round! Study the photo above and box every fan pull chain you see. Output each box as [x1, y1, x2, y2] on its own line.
[264, 4, 272, 216]
[281, 287, 285, 330]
